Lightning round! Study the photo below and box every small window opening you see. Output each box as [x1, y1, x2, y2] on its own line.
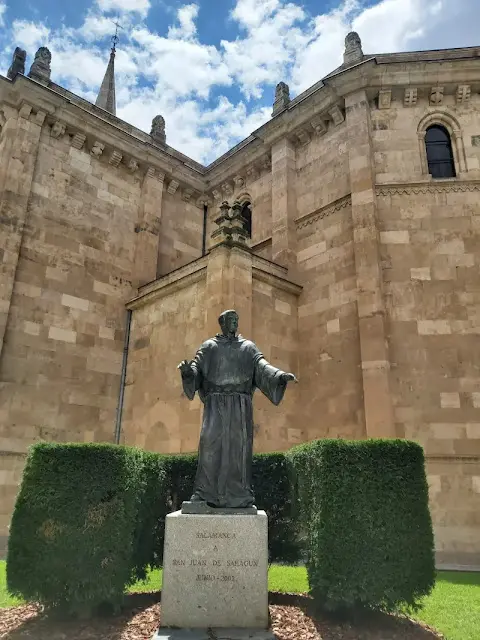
[241, 202, 252, 238]
[425, 125, 456, 179]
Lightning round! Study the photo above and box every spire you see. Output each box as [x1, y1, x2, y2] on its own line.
[95, 25, 120, 115]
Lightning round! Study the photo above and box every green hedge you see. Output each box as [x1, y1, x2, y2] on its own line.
[287, 439, 435, 612]
[7, 443, 147, 615]
[7, 443, 301, 613]
[144, 452, 303, 566]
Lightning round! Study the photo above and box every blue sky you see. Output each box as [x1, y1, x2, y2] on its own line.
[0, 0, 479, 163]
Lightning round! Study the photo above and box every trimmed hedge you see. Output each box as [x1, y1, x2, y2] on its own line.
[7, 443, 146, 615]
[287, 439, 435, 612]
[7, 443, 301, 613]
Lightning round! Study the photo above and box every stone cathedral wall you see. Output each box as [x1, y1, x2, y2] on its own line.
[0, 80, 206, 552]
[1, 46, 480, 568]
[294, 119, 364, 443]
[372, 92, 480, 566]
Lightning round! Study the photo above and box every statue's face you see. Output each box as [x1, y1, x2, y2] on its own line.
[222, 313, 238, 335]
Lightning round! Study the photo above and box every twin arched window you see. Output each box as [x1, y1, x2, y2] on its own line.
[425, 125, 456, 179]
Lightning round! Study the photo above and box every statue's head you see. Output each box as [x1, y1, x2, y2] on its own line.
[35, 46, 52, 64]
[14, 47, 27, 63]
[218, 310, 239, 336]
[275, 81, 289, 100]
[345, 31, 361, 50]
[151, 115, 165, 135]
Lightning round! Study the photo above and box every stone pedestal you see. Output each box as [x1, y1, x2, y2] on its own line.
[160, 510, 269, 630]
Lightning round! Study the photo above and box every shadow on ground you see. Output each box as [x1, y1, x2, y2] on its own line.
[0, 592, 443, 640]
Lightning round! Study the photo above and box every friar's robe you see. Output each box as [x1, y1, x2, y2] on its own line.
[181, 334, 288, 508]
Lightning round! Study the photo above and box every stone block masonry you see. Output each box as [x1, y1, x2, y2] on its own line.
[2, 40, 480, 569]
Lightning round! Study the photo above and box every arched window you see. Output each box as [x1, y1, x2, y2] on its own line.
[425, 125, 456, 179]
[241, 201, 252, 238]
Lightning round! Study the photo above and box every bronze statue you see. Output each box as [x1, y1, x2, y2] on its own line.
[178, 310, 297, 509]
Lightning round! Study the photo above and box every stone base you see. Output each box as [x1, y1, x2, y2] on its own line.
[152, 630, 275, 639]
[181, 501, 257, 515]
[160, 510, 269, 629]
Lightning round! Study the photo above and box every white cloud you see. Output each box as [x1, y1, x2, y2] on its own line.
[0, 2, 7, 27]
[132, 28, 231, 99]
[168, 4, 199, 40]
[3, 0, 479, 163]
[11, 20, 51, 51]
[223, 0, 306, 99]
[95, 0, 150, 18]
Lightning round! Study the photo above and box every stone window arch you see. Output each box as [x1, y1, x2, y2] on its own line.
[417, 111, 467, 177]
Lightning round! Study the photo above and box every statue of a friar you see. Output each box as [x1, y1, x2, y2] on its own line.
[178, 309, 297, 509]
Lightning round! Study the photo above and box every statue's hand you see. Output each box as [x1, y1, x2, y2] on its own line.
[281, 372, 298, 384]
[177, 360, 194, 376]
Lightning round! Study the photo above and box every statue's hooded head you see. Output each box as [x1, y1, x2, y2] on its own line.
[218, 310, 239, 337]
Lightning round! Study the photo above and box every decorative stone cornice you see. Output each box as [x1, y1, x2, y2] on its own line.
[404, 88, 417, 107]
[109, 150, 122, 167]
[376, 180, 480, 196]
[167, 179, 179, 195]
[456, 85, 471, 104]
[71, 132, 86, 150]
[295, 195, 351, 230]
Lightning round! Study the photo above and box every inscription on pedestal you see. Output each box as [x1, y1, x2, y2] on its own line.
[169, 530, 260, 583]
[161, 511, 269, 629]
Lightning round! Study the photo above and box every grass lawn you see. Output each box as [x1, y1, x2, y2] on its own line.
[1, 561, 479, 640]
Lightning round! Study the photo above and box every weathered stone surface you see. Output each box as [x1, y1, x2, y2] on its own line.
[161, 511, 269, 629]
[27, 47, 51, 84]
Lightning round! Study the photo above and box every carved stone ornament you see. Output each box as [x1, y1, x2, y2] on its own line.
[272, 81, 290, 116]
[212, 189, 222, 201]
[109, 150, 122, 167]
[404, 88, 417, 107]
[128, 158, 139, 173]
[329, 105, 344, 126]
[310, 115, 327, 136]
[378, 89, 392, 110]
[167, 179, 179, 195]
[233, 175, 245, 189]
[296, 128, 310, 145]
[211, 200, 249, 247]
[182, 188, 194, 202]
[430, 86, 444, 106]
[28, 46, 52, 84]
[343, 31, 363, 65]
[90, 141, 105, 157]
[71, 133, 86, 150]
[246, 166, 258, 182]
[7, 47, 26, 80]
[50, 121, 66, 139]
[456, 85, 471, 104]
[222, 182, 234, 197]
[150, 115, 166, 144]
